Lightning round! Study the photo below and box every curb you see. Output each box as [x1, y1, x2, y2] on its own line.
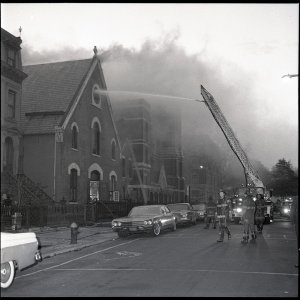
[41, 234, 118, 259]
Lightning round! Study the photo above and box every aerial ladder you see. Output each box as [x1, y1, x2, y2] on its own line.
[197, 85, 265, 195]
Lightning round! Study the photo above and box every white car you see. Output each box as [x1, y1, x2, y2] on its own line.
[1, 232, 42, 289]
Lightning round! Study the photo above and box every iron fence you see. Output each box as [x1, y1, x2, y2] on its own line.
[0, 199, 145, 230]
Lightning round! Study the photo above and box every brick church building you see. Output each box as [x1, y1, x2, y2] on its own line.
[21, 50, 126, 204]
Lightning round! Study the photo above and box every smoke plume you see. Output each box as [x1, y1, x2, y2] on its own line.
[21, 35, 297, 179]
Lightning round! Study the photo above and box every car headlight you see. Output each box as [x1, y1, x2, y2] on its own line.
[112, 221, 121, 226]
[144, 220, 153, 225]
[283, 208, 290, 214]
[237, 208, 242, 213]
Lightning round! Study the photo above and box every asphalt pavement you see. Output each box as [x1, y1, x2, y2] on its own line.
[2, 218, 298, 297]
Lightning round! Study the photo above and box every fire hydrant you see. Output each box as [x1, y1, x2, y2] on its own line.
[70, 222, 79, 244]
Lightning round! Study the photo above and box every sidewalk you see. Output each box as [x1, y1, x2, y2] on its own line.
[27, 223, 118, 259]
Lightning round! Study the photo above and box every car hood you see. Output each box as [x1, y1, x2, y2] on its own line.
[112, 215, 161, 222]
[1, 232, 38, 249]
[170, 210, 189, 213]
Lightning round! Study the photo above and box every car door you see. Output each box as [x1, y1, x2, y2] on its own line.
[159, 206, 168, 229]
[163, 206, 174, 227]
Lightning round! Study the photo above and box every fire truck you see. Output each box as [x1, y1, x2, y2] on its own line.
[198, 85, 272, 223]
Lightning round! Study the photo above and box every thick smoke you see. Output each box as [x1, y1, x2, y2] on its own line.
[22, 44, 91, 65]
[98, 38, 265, 183]
[21, 36, 295, 180]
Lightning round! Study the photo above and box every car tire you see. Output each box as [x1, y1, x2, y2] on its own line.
[1, 261, 15, 289]
[152, 223, 161, 236]
[117, 231, 129, 238]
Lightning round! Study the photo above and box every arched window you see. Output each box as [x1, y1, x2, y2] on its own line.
[111, 175, 116, 192]
[121, 158, 126, 177]
[71, 124, 78, 149]
[90, 170, 100, 203]
[4, 137, 14, 173]
[92, 122, 100, 155]
[92, 84, 101, 108]
[70, 168, 78, 202]
[111, 139, 116, 160]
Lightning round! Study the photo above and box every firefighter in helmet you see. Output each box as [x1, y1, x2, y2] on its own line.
[255, 193, 266, 234]
[241, 193, 257, 243]
[204, 196, 217, 229]
[216, 190, 231, 242]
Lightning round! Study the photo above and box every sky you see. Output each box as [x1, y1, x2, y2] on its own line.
[1, 3, 299, 170]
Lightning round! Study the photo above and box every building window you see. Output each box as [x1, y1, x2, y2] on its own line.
[7, 90, 16, 119]
[199, 169, 206, 184]
[92, 122, 100, 155]
[128, 159, 133, 178]
[7, 48, 16, 67]
[90, 170, 100, 203]
[71, 124, 78, 149]
[191, 173, 198, 184]
[111, 175, 116, 192]
[70, 169, 78, 202]
[92, 84, 101, 108]
[4, 137, 14, 173]
[111, 140, 116, 160]
[145, 147, 150, 164]
[122, 158, 126, 177]
[179, 159, 183, 177]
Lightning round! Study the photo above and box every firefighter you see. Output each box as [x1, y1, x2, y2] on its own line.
[254, 193, 266, 234]
[204, 196, 217, 229]
[216, 191, 231, 242]
[241, 193, 256, 243]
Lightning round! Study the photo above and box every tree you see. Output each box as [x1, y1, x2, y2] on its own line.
[269, 158, 298, 196]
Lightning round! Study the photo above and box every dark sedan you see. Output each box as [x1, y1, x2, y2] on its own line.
[167, 203, 197, 226]
[112, 205, 176, 237]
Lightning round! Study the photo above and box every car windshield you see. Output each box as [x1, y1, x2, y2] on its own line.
[168, 204, 189, 211]
[193, 204, 206, 210]
[128, 206, 161, 216]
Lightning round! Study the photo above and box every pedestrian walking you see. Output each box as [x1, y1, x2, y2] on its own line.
[204, 196, 217, 229]
[216, 191, 231, 242]
[254, 193, 266, 234]
[241, 193, 256, 243]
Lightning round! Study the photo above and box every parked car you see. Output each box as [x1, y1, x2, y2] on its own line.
[1, 232, 42, 289]
[111, 205, 176, 237]
[167, 203, 197, 226]
[192, 203, 206, 222]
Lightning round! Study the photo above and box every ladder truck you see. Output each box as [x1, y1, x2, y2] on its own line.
[197, 85, 265, 196]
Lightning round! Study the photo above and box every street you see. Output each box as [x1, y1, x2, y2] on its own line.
[1, 219, 298, 297]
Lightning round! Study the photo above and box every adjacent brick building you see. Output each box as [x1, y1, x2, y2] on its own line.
[1, 28, 27, 177]
[113, 98, 185, 204]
